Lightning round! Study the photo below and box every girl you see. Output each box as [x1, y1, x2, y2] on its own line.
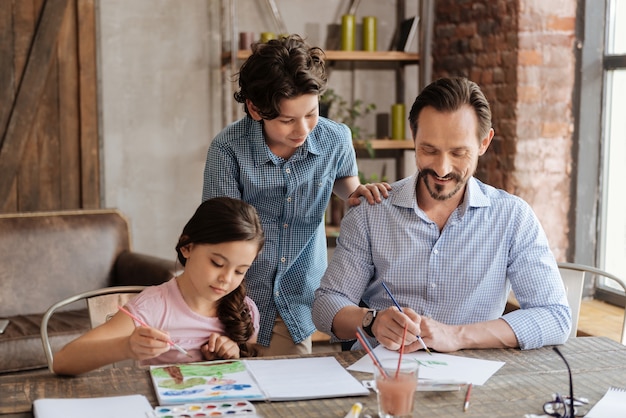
[52, 197, 264, 375]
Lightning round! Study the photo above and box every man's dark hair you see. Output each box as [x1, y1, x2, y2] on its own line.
[408, 77, 492, 141]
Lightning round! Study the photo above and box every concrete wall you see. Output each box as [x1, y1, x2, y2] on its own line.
[98, 0, 220, 259]
[98, 0, 417, 259]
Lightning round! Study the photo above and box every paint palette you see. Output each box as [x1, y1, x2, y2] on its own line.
[153, 400, 259, 417]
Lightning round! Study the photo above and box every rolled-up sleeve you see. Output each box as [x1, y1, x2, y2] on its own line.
[501, 205, 571, 349]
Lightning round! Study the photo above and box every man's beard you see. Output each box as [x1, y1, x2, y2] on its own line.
[418, 169, 466, 201]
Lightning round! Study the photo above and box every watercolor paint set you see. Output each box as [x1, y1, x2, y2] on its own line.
[153, 400, 259, 417]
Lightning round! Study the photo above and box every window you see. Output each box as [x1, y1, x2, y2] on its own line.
[597, 0, 626, 302]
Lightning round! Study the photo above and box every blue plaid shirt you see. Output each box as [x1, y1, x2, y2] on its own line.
[202, 116, 357, 346]
[313, 174, 571, 350]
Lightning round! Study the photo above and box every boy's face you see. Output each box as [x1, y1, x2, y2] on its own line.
[247, 94, 319, 159]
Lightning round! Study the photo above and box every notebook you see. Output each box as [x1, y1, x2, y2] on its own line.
[149, 356, 369, 405]
[396, 16, 419, 52]
[585, 387, 626, 417]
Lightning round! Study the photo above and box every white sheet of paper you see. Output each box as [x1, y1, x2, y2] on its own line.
[347, 345, 505, 386]
[33, 394, 153, 418]
[245, 357, 369, 401]
[585, 387, 626, 417]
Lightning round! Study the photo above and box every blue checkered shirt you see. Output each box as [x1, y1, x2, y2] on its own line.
[313, 174, 571, 350]
[202, 116, 358, 346]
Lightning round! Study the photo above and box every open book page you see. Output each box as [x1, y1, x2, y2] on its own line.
[585, 387, 626, 417]
[244, 357, 369, 401]
[33, 394, 153, 418]
[150, 361, 265, 405]
[150, 357, 368, 405]
[347, 345, 505, 386]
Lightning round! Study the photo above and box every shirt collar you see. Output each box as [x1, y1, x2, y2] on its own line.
[392, 173, 491, 212]
[249, 118, 321, 167]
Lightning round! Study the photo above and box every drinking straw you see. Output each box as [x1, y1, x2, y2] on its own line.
[395, 322, 408, 379]
[356, 327, 388, 379]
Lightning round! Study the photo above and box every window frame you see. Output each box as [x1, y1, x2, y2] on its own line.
[576, 0, 626, 305]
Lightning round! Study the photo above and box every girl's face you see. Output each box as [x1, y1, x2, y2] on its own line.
[180, 241, 259, 304]
[247, 93, 319, 159]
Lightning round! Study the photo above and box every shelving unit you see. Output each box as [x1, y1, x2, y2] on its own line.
[221, 0, 432, 236]
[353, 139, 414, 149]
[234, 50, 419, 62]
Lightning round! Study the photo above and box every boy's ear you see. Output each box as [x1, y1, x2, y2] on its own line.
[246, 99, 262, 121]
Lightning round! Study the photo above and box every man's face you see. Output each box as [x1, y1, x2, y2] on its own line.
[414, 105, 492, 201]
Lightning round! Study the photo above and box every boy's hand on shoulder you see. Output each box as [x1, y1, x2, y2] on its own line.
[201, 334, 241, 360]
[348, 182, 392, 206]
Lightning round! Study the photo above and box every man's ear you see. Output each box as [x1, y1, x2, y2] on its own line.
[246, 99, 262, 121]
[478, 128, 495, 156]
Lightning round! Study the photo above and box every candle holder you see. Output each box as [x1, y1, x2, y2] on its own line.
[362, 16, 377, 51]
[341, 15, 356, 51]
[391, 104, 406, 140]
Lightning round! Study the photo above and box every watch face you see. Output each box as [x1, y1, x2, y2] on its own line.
[363, 310, 375, 327]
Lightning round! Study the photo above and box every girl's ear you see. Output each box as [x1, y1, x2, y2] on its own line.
[180, 243, 194, 259]
[246, 99, 263, 121]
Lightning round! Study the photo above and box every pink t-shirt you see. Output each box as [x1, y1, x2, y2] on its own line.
[125, 277, 260, 365]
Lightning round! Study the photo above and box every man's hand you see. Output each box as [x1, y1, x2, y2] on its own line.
[418, 317, 463, 353]
[373, 307, 421, 352]
[348, 183, 392, 206]
[419, 317, 518, 352]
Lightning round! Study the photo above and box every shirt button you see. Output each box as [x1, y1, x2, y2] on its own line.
[285, 168, 291, 173]
[433, 249, 439, 255]
[281, 257, 286, 263]
[275, 291, 280, 297]
[283, 223, 288, 228]
[431, 283, 436, 288]
[287, 197, 292, 203]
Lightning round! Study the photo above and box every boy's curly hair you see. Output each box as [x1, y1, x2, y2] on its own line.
[234, 34, 327, 119]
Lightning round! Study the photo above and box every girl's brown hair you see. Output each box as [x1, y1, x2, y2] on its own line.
[176, 197, 264, 357]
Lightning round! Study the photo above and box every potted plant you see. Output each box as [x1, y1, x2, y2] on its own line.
[319, 88, 376, 141]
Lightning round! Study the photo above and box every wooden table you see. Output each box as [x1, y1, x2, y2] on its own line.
[2, 336, 625, 417]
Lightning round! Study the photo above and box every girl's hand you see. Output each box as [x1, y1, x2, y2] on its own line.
[200, 334, 241, 360]
[127, 326, 171, 360]
[348, 182, 391, 206]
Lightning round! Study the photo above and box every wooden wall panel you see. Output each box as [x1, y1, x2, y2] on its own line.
[58, 0, 80, 209]
[0, 5, 14, 148]
[77, 0, 99, 209]
[0, 0, 99, 213]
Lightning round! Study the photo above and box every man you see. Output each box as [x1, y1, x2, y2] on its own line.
[312, 77, 571, 353]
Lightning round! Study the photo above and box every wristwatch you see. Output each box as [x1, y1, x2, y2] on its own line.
[362, 309, 378, 338]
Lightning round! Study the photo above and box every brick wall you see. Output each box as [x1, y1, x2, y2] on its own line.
[431, 0, 577, 260]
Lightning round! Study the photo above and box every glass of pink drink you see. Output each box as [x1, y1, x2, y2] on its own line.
[374, 359, 419, 418]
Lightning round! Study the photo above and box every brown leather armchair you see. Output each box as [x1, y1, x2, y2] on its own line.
[0, 209, 178, 373]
